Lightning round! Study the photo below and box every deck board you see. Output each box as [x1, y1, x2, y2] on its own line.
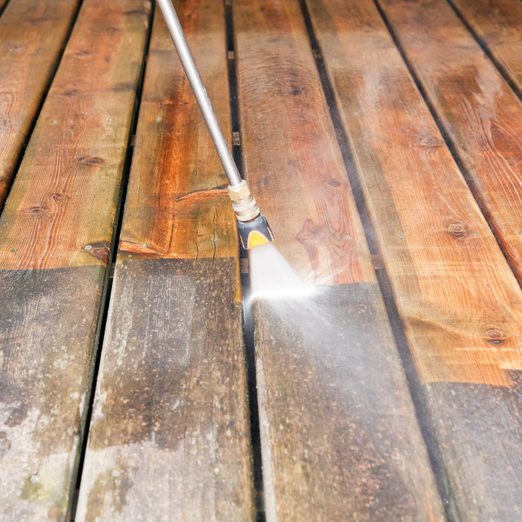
[450, 0, 522, 92]
[0, 0, 80, 206]
[378, 0, 522, 282]
[0, 0, 151, 518]
[76, 2, 254, 520]
[306, 0, 522, 519]
[235, 0, 444, 519]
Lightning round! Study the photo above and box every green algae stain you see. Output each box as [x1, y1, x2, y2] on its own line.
[86, 466, 133, 521]
[21, 474, 43, 501]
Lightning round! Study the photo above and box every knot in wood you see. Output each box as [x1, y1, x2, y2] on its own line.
[326, 178, 342, 188]
[419, 135, 442, 148]
[25, 205, 48, 215]
[486, 327, 506, 345]
[50, 192, 68, 203]
[7, 43, 24, 53]
[84, 242, 111, 264]
[73, 49, 91, 58]
[447, 222, 468, 238]
[78, 155, 105, 166]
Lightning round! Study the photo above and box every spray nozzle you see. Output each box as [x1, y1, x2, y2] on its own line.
[237, 213, 274, 251]
[227, 180, 274, 250]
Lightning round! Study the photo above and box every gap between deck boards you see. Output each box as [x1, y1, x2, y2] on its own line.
[224, 0, 267, 518]
[445, 0, 521, 99]
[0, 0, 10, 17]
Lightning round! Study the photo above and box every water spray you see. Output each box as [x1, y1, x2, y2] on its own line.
[157, 0, 274, 251]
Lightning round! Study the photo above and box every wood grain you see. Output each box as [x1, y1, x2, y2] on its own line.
[306, 0, 522, 518]
[0, 0, 151, 518]
[76, 258, 252, 521]
[237, 2, 375, 286]
[379, 0, 522, 283]
[119, 2, 237, 263]
[235, 1, 444, 519]
[451, 0, 522, 91]
[0, 266, 105, 520]
[0, 0, 151, 271]
[0, 0, 80, 206]
[76, 3, 254, 520]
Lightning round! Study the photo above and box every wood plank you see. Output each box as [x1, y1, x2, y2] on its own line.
[450, 0, 522, 91]
[0, 0, 151, 518]
[378, 0, 522, 282]
[234, 1, 444, 519]
[0, 0, 80, 206]
[306, 0, 522, 519]
[75, 2, 254, 520]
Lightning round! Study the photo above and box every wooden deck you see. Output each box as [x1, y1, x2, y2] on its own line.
[0, 0, 520, 520]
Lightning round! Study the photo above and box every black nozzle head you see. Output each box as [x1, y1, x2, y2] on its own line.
[237, 213, 274, 252]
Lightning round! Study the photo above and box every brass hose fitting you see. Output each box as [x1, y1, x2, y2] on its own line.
[227, 180, 261, 222]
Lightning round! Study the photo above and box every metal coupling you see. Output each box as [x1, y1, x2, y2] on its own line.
[227, 180, 261, 222]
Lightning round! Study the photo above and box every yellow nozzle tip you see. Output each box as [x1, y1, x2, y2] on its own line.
[247, 230, 271, 249]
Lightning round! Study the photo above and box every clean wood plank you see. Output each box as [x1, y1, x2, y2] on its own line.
[235, 1, 444, 519]
[378, 0, 522, 281]
[76, 2, 254, 520]
[0, 0, 151, 518]
[450, 0, 522, 91]
[306, 0, 522, 519]
[0, 0, 80, 206]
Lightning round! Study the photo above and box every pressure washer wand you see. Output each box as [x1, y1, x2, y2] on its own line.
[157, 0, 273, 250]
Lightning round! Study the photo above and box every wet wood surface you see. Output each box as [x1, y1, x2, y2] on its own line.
[450, 0, 522, 91]
[306, 0, 522, 519]
[378, 0, 522, 282]
[0, 0, 521, 520]
[76, 3, 254, 520]
[235, 0, 444, 519]
[0, 0, 80, 206]
[0, 0, 151, 518]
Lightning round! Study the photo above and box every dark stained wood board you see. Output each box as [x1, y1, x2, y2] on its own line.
[0, 0, 80, 206]
[75, 2, 254, 520]
[234, 0, 445, 519]
[0, 0, 151, 518]
[306, 0, 522, 519]
[378, 0, 522, 282]
[450, 0, 522, 92]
